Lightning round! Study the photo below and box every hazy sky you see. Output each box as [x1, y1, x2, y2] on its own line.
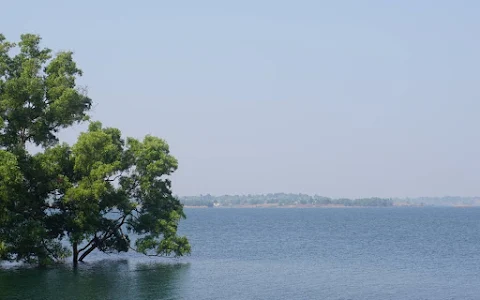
[2, 1, 480, 198]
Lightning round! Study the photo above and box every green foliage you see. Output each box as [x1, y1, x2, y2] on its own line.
[0, 33, 189, 266]
[0, 33, 91, 149]
[43, 123, 190, 261]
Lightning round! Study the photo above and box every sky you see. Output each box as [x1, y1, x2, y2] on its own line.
[1, 0, 480, 198]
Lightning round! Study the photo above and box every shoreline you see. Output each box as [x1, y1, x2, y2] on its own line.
[183, 204, 480, 209]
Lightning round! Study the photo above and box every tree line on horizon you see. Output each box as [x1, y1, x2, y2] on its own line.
[180, 194, 480, 207]
[180, 193, 394, 207]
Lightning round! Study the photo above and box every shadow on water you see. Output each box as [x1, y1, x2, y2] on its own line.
[0, 259, 191, 300]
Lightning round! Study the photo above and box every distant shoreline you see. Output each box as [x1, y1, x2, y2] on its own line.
[183, 204, 480, 209]
[181, 194, 480, 208]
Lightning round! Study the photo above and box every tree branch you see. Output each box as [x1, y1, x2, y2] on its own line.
[105, 172, 122, 182]
[41, 240, 59, 262]
[78, 243, 96, 262]
[78, 235, 97, 253]
[78, 214, 128, 262]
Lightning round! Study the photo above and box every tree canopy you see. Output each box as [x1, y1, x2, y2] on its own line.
[0, 33, 190, 267]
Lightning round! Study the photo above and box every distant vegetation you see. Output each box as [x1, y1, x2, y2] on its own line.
[181, 194, 394, 207]
[180, 194, 480, 207]
[395, 196, 480, 206]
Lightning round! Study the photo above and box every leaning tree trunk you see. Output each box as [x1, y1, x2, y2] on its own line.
[78, 243, 96, 262]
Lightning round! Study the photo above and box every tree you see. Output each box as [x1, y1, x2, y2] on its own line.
[0, 33, 190, 267]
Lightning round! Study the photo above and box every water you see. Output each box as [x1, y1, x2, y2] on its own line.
[1, 207, 480, 299]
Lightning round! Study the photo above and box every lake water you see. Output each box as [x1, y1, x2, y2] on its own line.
[1, 207, 480, 299]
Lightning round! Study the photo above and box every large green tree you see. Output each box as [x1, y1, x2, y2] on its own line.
[0, 33, 190, 267]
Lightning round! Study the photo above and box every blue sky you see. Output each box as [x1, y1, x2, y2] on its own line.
[2, 0, 480, 198]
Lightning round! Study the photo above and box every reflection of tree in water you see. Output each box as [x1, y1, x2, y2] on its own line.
[0, 259, 191, 300]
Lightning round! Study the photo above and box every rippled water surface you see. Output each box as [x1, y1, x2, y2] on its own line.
[1, 207, 480, 299]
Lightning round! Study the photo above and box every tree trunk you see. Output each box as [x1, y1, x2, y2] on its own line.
[72, 242, 78, 268]
[78, 244, 96, 262]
